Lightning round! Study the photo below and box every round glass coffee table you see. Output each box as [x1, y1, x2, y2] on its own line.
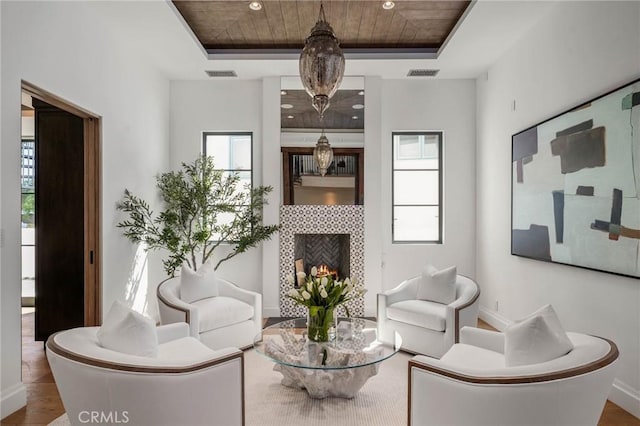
[254, 318, 402, 399]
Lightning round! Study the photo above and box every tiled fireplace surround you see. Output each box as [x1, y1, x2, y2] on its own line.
[279, 205, 365, 317]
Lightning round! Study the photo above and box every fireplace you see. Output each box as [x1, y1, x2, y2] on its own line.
[294, 233, 350, 282]
[279, 205, 364, 317]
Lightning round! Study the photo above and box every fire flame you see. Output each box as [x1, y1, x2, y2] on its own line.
[316, 264, 338, 278]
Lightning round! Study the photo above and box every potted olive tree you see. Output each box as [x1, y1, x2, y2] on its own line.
[116, 155, 278, 276]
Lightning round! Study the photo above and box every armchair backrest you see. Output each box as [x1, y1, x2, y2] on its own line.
[403, 276, 421, 299]
[158, 276, 242, 303]
[158, 276, 181, 300]
[398, 274, 479, 305]
[455, 275, 479, 301]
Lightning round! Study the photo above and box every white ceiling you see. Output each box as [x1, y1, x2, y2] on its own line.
[91, 0, 556, 81]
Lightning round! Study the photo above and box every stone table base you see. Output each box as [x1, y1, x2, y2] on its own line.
[274, 363, 379, 399]
[261, 324, 388, 399]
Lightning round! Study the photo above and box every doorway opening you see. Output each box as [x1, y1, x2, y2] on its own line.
[20, 81, 102, 344]
[20, 102, 35, 315]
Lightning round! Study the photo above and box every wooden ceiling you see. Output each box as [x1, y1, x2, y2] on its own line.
[172, 1, 471, 52]
[281, 89, 364, 130]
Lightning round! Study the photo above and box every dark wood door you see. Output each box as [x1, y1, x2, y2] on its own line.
[34, 99, 85, 341]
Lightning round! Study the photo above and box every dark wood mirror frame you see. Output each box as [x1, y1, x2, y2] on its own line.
[281, 147, 364, 205]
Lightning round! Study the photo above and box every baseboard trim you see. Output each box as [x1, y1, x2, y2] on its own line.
[478, 306, 510, 331]
[1, 382, 26, 420]
[610, 378, 640, 420]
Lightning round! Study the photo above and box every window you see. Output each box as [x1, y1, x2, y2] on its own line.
[392, 132, 442, 243]
[202, 132, 253, 241]
[21, 139, 35, 227]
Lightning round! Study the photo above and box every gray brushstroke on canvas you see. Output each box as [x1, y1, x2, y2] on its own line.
[513, 127, 538, 183]
[512, 224, 552, 261]
[552, 191, 565, 243]
[550, 127, 606, 174]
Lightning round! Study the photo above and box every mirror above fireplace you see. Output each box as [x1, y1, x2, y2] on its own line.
[281, 77, 364, 206]
[281, 145, 363, 205]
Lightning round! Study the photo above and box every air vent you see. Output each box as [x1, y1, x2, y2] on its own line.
[205, 70, 237, 78]
[407, 69, 439, 77]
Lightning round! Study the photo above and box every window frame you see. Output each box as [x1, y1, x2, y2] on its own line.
[391, 131, 443, 244]
[202, 131, 254, 243]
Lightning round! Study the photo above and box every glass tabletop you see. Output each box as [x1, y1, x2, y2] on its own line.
[254, 318, 402, 370]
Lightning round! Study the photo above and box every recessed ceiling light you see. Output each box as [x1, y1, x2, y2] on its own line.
[352, 104, 364, 110]
[352, 115, 359, 120]
[382, 1, 395, 10]
[358, 91, 365, 96]
[249, 1, 262, 11]
[281, 104, 294, 109]
[280, 90, 287, 96]
[287, 115, 294, 119]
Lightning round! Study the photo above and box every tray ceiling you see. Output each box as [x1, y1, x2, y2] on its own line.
[172, 1, 471, 53]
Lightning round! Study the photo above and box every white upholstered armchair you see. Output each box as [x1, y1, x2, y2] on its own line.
[378, 274, 480, 358]
[157, 276, 262, 350]
[408, 326, 619, 426]
[46, 323, 244, 426]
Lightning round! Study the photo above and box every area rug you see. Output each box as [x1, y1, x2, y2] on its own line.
[48, 349, 410, 426]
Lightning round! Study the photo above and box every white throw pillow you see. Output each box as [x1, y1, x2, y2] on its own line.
[522, 304, 573, 353]
[97, 301, 158, 357]
[504, 304, 573, 367]
[99, 299, 130, 329]
[180, 261, 218, 303]
[416, 264, 457, 305]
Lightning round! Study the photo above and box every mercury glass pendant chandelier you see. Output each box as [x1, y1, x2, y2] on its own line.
[300, 1, 343, 177]
[314, 130, 334, 177]
[299, 1, 345, 120]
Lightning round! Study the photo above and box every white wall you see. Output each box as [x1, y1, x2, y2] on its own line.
[0, 0, 5, 416]
[476, 1, 640, 417]
[379, 79, 477, 288]
[170, 76, 477, 318]
[261, 77, 282, 317]
[1, 1, 170, 418]
[169, 80, 266, 294]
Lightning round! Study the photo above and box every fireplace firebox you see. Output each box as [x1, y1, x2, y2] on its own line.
[294, 234, 350, 283]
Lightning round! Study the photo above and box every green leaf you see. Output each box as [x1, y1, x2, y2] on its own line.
[116, 154, 279, 276]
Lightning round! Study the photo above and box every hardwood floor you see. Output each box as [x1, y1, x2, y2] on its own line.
[2, 315, 638, 425]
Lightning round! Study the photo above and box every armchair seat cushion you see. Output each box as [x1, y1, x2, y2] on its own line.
[440, 343, 505, 369]
[386, 300, 446, 331]
[157, 336, 221, 364]
[194, 296, 254, 333]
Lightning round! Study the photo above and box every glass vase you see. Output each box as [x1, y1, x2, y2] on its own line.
[307, 306, 336, 343]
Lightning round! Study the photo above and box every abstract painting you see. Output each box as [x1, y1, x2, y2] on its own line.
[512, 78, 640, 278]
